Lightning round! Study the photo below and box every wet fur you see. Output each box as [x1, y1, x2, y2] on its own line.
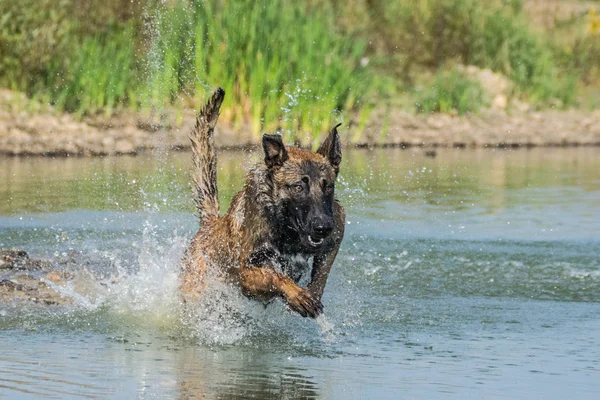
[182, 88, 345, 318]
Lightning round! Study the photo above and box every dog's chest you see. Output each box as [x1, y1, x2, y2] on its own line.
[279, 253, 311, 283]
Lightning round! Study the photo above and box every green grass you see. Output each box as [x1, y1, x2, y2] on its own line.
[475, 9, 576, 106]
[415, 70, 486, 115]
[1, 0, 599, 145]
[0, 0, 379, 143]
[46, 24, 138, 116]
[145, 0, 377, 142]
[345, 0, 580, 107]
[0, 0, 143, 105]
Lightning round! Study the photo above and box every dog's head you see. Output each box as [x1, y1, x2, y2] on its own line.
[262, 124, 342, 253]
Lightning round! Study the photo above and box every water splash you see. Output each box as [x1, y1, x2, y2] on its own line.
[316, 314, 336, 342]
[105, 220, 185, 328]
[9, 212, 346, 346]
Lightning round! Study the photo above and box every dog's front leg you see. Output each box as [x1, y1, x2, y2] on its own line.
[240, 266, 323, 318]
[308, 245, 341, 302]
[308, 201, 345, 301]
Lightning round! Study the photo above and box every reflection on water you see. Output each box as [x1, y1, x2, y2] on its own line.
[0, 333, 321, 399]
[176, 348, 320, 400]
[1, 147, 598, 215]
[1, 147, 599, 399]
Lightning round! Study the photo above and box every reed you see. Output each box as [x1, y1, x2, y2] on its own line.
[47, 24, 138, 116]
[145, 0, 377, 142]
[1, 0, 598, 142]
[415, 69, 486, 115]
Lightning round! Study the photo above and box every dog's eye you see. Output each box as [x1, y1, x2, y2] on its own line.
[324, 185, 333, 194]
[294, 185, 304, 193]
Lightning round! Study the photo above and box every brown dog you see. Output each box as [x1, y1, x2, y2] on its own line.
[181, 88, 345, 318]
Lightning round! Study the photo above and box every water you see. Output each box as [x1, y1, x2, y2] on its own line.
[0, 147, 599, 399]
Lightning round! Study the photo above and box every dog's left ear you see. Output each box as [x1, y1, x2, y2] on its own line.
[317, 123, 342, 175]
[262, 134, 288, 169]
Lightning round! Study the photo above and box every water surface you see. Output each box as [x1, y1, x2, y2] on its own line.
[1, 147, 599, 399]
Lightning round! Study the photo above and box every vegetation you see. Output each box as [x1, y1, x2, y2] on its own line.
[415, 70, 486, 115]
[145, 0, 376, 140]
[1, 0, 599, 142]
[47, 24, 138, 116]
[341, 0, 594, 108]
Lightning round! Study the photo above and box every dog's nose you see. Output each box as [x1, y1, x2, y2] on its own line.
[313, 221, 334, 239]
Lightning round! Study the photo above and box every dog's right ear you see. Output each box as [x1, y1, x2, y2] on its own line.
[262, 134, 288, 169]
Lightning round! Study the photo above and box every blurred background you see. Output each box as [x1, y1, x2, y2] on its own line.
[1, 0, 599, 149]
[1, 3, 600, 398]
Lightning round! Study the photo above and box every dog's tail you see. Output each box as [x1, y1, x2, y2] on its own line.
[190, 87, 224, 226]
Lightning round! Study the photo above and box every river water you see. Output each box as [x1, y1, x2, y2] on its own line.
[0, 147, 599, 399]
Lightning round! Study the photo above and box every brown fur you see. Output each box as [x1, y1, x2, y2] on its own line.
[182, 88, 345, 318]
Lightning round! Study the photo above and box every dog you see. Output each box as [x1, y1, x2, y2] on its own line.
[181, 88, 345, 318]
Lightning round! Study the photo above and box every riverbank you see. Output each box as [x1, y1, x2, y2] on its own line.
[1, 89, 599, 156]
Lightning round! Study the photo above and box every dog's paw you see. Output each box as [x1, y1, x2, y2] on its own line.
[285, 287, 323, 318]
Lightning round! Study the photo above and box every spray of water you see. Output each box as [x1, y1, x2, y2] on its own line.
[4, 4, 360, 345]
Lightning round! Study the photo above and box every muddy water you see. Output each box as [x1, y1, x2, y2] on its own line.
[0, 147, 599, 399]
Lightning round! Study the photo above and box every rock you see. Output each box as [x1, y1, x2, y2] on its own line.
[457, 65, 512, 101]
[45, 271, 62, 282]
[0, 279, 24, 291]
[1, 249, 36, 270]
[492, 94, 508, 110]
[0, 249, 52, 271]
[0, 273, 74, 306]
[0, 249, 74, 306]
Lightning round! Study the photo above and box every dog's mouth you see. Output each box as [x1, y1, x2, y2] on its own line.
[307, 235, 324, 247]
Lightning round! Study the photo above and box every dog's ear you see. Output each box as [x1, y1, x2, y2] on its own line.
[262, 134, 288, 169]
[317, 123, 342, 174]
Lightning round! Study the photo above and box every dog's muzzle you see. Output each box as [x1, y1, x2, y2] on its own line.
[308, 220, 333, 247]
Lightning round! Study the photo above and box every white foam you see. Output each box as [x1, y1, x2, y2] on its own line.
[566, 268, 600, 280]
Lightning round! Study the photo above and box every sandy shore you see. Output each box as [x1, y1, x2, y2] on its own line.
[1, 89, 599, 156]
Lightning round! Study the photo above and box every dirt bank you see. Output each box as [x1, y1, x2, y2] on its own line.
[1, 89, 599, 156]
[363, 107, 600, 148]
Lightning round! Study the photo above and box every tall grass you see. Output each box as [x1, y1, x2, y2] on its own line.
[0, 0, 142, 108]
[0, 0, 74, 92]
[347, 0, 577, 107]
[146, 0, 376, 142]
[476, 10, 576, 105]
[415, 70, 486, 115]
[0, 0, 377, 142]
[551, 9, 600, 106]
[47, 24, 138, 115]
[1, 0, 598, 136]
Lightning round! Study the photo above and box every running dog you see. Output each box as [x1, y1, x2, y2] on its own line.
[181, 88, 345, 318]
